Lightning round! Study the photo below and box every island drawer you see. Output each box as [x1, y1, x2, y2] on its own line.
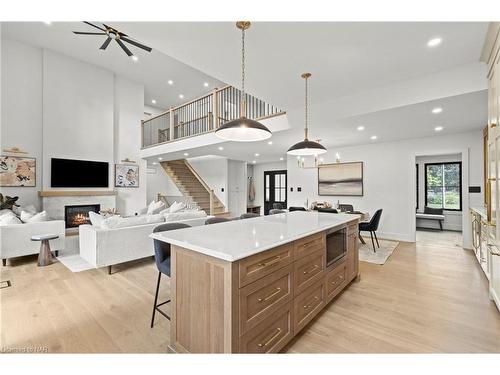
[294, 232, 325, 260]
[293, 278, 325, 333]
[238, 243, 293, 287]
[326, 261, 346, 302]
[293, 249, 325, 295]
[239, 302, 293, 353]
[239, 265, 293, 335]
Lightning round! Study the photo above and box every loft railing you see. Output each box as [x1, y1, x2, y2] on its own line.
[141, 85, 285, 148]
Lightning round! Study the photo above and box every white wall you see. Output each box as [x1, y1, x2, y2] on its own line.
[287, 130, 483, 246]
[1, 38, 147, 215]
[1, 39, 43, 209]
[253, 161, 287, 215]
[416, 153, 463, 231]
[227, 160, 247, 216]
[188, 156, 228, 207]
[42, 49, 115, 190]
[146, 165, 181, 203]
[113, 76, 147, 215]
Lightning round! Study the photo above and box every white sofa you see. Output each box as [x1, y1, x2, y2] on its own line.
[79, 215, 210, 273]
[0, 220, 66, 266]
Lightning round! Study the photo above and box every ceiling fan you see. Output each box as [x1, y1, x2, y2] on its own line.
[73, 21, 152, 57]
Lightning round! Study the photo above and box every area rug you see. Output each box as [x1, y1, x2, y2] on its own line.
[56, 253, 95, 272]
[358, 238, 399, 265]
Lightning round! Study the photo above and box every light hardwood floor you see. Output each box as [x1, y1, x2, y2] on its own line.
[1, 239, 499, 353]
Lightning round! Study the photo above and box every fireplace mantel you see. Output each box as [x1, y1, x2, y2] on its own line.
[38, 190, 117, 197]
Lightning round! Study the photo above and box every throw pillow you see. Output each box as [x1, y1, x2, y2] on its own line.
[169, 201, 186, 213]
[0, 214, 22, 225]
[146, 200, 165, 215]
[20, 210, 35, 223]
[88, 211, 105, 228]
[24, 211, 48, 223]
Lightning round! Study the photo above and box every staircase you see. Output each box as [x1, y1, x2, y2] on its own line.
[161, 160, 226, 215]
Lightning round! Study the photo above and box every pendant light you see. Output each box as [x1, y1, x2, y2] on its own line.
[215, 21, 272, 142]
[287, 73, 327, 155]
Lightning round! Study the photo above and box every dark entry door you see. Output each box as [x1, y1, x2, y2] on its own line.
[264, 170, 287, 215]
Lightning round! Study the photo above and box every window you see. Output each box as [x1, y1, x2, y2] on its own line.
[425, 162, 462, 211]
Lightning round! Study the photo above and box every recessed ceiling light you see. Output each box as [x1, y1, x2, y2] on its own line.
[152, 162, 157, 165]
[179, 94, 184, 99]
[204, 82, 209, 87]
[252, 160, 256, 164]
[218, 146, 224, 151]
[357, 126, 365, 131]
[167, 80, 173, 85]
[370, 135, 378, 140]
[254, 153, 260, 157]
[158, 157, 163, 160]
[131, 55, 138, 62]
[279, 157, 284, 161]
[151, 99, 156, 104]
[183, 152, 189, 156]
[427, 37, 442, 47]
[43, 21, 52, 25]
[432, 107, 443, 114]
[434, 126, 444, 132]
[268, 141, 273, 145]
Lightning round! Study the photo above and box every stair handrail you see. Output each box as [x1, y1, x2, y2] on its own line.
[182, 160, 217, 215]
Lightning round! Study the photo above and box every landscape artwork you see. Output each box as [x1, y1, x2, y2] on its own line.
[0, 156, 36, 187]
[115, 164, 139, 188]
[318, 162, 363, 196]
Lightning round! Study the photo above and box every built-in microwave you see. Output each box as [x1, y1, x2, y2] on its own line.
[325, 226, 347, 267]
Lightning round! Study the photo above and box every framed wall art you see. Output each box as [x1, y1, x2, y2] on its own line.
[318, 162, 363, 196]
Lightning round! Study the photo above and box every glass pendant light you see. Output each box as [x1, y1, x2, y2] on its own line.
[215, 21, 272, 142]
[287, 73, 327, 155]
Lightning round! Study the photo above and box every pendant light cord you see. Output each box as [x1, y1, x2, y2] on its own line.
[304, 74, 309, 140]
[241, 26, 246, 117]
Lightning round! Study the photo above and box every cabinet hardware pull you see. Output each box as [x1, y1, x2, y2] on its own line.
[301, 240, 317, 248]
[257, 328, 282, 348]
[331, 276, 343, 284]
[303, 264, 319, 274]
[303, 296, 319, 309]
[257, 287, 282, 302]
[257, 256, 281, 268]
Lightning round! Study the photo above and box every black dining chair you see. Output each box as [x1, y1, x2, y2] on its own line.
[205, 217, 231, 225]
[358, 209, 383, 252]
[269, 209, 286, 215]
[317, 208, 338, 213]
[288, 206, 306, 212]
[338, 204, 354, 212]
[151, 222, 191, 328]
[240, 213, 260, 219]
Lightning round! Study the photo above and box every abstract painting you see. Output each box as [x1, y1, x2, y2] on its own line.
[0, 156, 36, 187]
[115, 164, 139, 188]
[318, 162, 363, 196]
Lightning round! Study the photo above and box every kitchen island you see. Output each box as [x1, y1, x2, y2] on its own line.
[151, 211, 360, 353]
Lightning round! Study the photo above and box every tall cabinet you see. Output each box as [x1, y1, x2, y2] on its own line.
[481, 22, 500, 311]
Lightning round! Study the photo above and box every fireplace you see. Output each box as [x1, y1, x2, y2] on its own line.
[64, 204, 100, 228]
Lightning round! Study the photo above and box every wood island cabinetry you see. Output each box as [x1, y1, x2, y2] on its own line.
[168, 219, 359, 353]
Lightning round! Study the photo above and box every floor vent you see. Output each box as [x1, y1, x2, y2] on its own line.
[0, 280, 12, 289]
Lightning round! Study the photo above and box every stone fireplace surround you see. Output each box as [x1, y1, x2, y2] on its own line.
[39, 191, 117, 222]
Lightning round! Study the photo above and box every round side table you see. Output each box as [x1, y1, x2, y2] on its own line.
[31, 234, 59, 267]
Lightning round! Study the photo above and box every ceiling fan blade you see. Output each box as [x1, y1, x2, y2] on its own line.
[121, 36, 152, 52]
[83, 21, 106, 32]
[100, 37, 112, 50]
[116, 39, 133, 56]
[73, 31, 107, 35]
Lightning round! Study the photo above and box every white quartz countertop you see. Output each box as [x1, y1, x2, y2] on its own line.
[150, 211, 359, 262]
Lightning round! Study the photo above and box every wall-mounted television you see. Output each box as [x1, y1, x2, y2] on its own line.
[51, 158, 109, 188]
